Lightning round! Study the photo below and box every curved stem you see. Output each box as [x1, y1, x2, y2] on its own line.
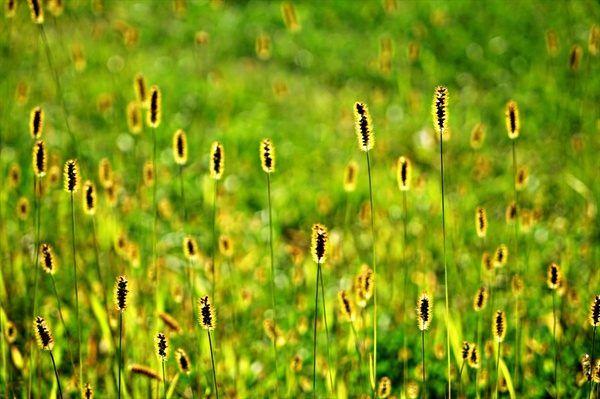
[553, 290, 558, 397]
[496, 342, 502, 399]
[350, 322, 364, 393]
[49, 350, 63, 399]
[152, 126, 159, 320]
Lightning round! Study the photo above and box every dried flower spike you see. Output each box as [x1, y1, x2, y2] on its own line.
[114, 275, 128, 312]
[378, 376, 391, 398]
[353, 102, 374, 152]
[134, 73, 148, 107]
[259, 138, 275, 173]
[175, 348, 192, 375]
[547, 263, 561, 290]
[461, 341, 471, 359]
[360, 264, 374, 300]
[83, 180, 96, 215]
[470, 123, 486, 149]
[129, 364, 162, 381]
[32, 140, 47, 178]
[474, 286, 488, 312]
[63, 159, 80, 193]
[158, 311, 183, 334]
[6, 0, 17, 18]
[198, 295, 217, 331]
[209, 142, 224, 180]
[310, 223, 328, 264]
[494, 244, 508, 268]
[475, 206, 487, 238]
[569, 45, 582, 72]
[417, 291, 432, 331]
[493, 310, 506, 343]
[155, 332, 169, 361]
[589, 295, 600, 327]
[98, 158, 112, 188]
[343, 160, 358, 192]
[147, 85, 161, 128]
[30, 106, 43, 138]
[467, 344, 480, 369]
[83, 382, 94, 399]
[338, 290, 355, 323]
[127, 102, 142, 134]
[505, 100, 519, 139]
[173, 129, 188, 165]
[40, 243, 56, 274]
[397, 156, 411, 191]
[28, 0, 43, 23]
[432, 86, 449, 137]
[34, 316, 53, 350]
[183, 236, 199, 261]
[281, 1, 300, 32]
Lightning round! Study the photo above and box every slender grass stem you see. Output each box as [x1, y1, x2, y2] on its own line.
[496, 342, 502, 399]
[152, 126, 159, 320]
[511, 138, 521, 393]
[401, 190, 409, 396]
[70, 193, 83, 392]
[588, 327, 595, 399]
[91, 217, 112, 348]
[267, 173, 280, 397]
[118, 311, 123, 399]
[29, 178, 41, 397]
[365, 150, 377, 393]
[162, 361, 167, 399]
[179, 165, 187, 225]
[458, 359, 466, 399]
[440, 135, 451, 398]
[208, 331, 219, 399]
[50, 274, 76, 376]
[49, 350, 63, 399]
[350, 322, 364, 393]
[422, 330, 426, 399]
[312, 264, 320, 399]
[553, 290, 558, 397]
[212, 181, 217, 299]
[318, 264, 334, 394]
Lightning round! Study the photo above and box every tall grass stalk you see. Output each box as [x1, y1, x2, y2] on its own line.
[49, 350, 63, 399]
[152, 125, 160, 321]
[349, 322, 364, 393]
[495, 341, 502, 399]
[439, 130, 451, 398]
[70, 193, 83, 392]
[365, 150, 377, 393]
[118, 311, 123, 399]
[312, 264, 319, 399]
[318, 264, 334, 394]
[208, 331, 219, 399]
[422, 330, 427, 398]
[552, 289, 558, 397]
[212, 180, 217, 299]
[401, 190, 409, 395]
[590, 326, 596, 399]
[511, 138, 521, 392]
[49, 274, 76, 376]
[29, 178, 42, 397]
[162, 362, 167, 399]
[267, 173, 280, 397]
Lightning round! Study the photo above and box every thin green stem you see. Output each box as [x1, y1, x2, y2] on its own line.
[401, 190, 409, 395]
[70, 193, 83, 392]
[365, 150, 376, 393]
[208, 331, 219, 399]
[313, 265, 319, 399]
[511, 138, 520, 393]
[29, 177, 41, 397]
[589, 327, 595, 398]
[267, 173, 280, 397]
[50, 274, 76, 376]
[153, 126, 159, 320]
[212, 180, 217, 299]
[318, 264, 334, 394]
[422, 330, 426, 399]
[92, 217, 111, 341]
[118, 311, 123, 399]
[162, 361, 167, 399]
[440, 135, 451, 398]
[553, 290, 558, 397]
[49, 350, 63, 399]
[350, 322, 364, 394]
[496, 342, 502, 399]
[179, 165, 187, 225]
[458, 359, 466, 399]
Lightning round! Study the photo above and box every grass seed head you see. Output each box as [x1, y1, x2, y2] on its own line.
[98, 158, 112, 188]
[417, 290, 432, 331]
[83, 382, 94, 399]
[129, 364, 162, 381]
[569, 45, 582, 72]
[462, 341, 471, 359]
[338, 290, 355, 323]
[378, 376, 391, 398]
[590, 25, 599, 55]
[175, 348, 192, 375]
[30, 106, 43, 138]
[259, 138, 275, 173]
[32, 140, 47, 178]
[505, 100, 519, 139]
[397, 156, 411, 191]
[63, 159, 80, 193]
[17, 197, 30, 220]
[114, 275, 128, 312]
[354, 102, 374, 152]
[474, 286, 488, 312]
[545, 29, 559, 56]
[256, 33, 271, 60]
[173, 129, 188, 165]
[589, 295, 600, 327]
[40, 243, 56, 274]
[310, 223, 328, 264]
[183, 235, 199, 261]
[210, 141, 224, 180]
[5, 321, 17, 344]
[468, 344, 480, 369]
[147, 85, 161, 127]
[34, 316, 53, 351]
[218, 235, 233, 257]
[470, 123, 486, 149]
[198, 295, 217, 331]
[493, 310, 506, 343]
[28, 0, 43, 23]
[494, 244, 508, 268]
[83, 180, 96, 215]
[506, 201, 518, 224]
[143, 160, 154, 187]
[432, 86, 449, 137]
[547, 263, 561, 290]
[6, 0, 17, 18]
[127, 101, 142, 134]
[155, 332, 169, 361]
[343, 160, 358, 192]
[475, 206, 487, 238]
[158, 311, 183, 334]
[134, 73, 148, 107]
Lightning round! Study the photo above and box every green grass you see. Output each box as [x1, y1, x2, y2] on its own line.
[0, 1, 599, 398]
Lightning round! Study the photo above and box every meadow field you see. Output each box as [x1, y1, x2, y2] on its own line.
[0, 0, 599, 398]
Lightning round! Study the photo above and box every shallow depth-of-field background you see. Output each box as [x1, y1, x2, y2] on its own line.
[1, 0, 599, 398]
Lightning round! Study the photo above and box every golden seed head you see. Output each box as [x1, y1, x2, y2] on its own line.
[83, 180, 96, 215]
[6, 0, 17, 18]
[397, 156, 411, 191]
[63, 159, 80, 193]
[28, 0, 43, 23]
[129, 364, 162, 381]
[40, 243, 56, 274]
[569, 45, 582, 72]
[590, 25, 599, 55]
[173, 129, 188, 165]
[5, 320, 17, 344]
[505, 100, 519, 139]
[263, 319, 285, 347]
[474, 286, 488, 312]
[343, 160, 358, 192]
[290, 354, 303, 373]
[547, 263, 561, 290]
[482, 252, 493, 273]
[589, 295, 600, 327]
[127, 102, 142, 134]
[378, 376, 391, 398]
[432, 86, 449, 137]
[17, 197, 30, 220]
[198, 295, 216, 331]
[155, 332, 169, 361]
[505, 201, 518, 224]
[147, 85, 161, 128]
[494, 244, 508, 268]
[259, 138, 275, 173]
[32, 140, 47, 178]
[515, 166, 528, 191]
[406, 380, 420, 398]
[338, 290, 355, 323]
[9, 163, 21, 188]
[30, 106, 43, 138]
[353, 102, 374, 152]
[310, 223, 328, 264]
[354, 272, 368, 308]
[281, 1, 300, 33]
[582, 354, 592, 381]
[493, 310, 506, 343]
[195, 31, 209, 46]
[470, 123, 486, 149]
[256, 33, 271, 60]
[175, 348, 192, 375]
[467, 344, 480, 369]
[593, 359, 600, 383]
[33, 316, 53, 351]
[545, 29, 559, 56]
[183, 235, 199, 261]
[114, 275, 128, 312]
[98, 158, 112, 188]
[511, 275, 523, 296]
[461, 341, 471, 359]
[360, 264, 374, 300]
[218, 235, 233, 258]
[417, 290, 432, 331]
[83, 382, 94, 399]
[209, 141, 224, 180]
[143, 160, 154, 187]
[475, 206, 487, 238]
[408, 41, 420, 62]
[134, 73, 148, 107]
[158, 311, 182, 334]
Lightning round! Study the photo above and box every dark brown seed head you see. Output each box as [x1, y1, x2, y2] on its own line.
[6, 0, 17, 18]
[175, 348, 191, 375]
[155, 332, 168, 361]
[506, 201, 518, 224]
[173, 129, 188, 165]
[147, 85, 161, 128]
[432, 86, 449, 137]
[462, 341, 471, 359]
[127, 102, 142, 134]
[63, 159, 80, 193]
[158, 311, 182, 334]
[210, 141, 224, 180]
[34, 316, 53, 350]
[32, 140, 47, 178]
[183, 236, 199, 261]
[218, 235, 233, 258]
[589, 295, 600, 327]
[9, 163, 21, 188]
[114, 275, 128, 312]
[569, 45, 582, 72]
[378, 376, 391, 398]
[344, 160, 358, 192]
[28, 0, 44, 23]
[505, 100, 519, 139]
[143, 160, 154, 186]
[30, 107, 43, 138]
[467, 344, 480, 369]
[259, 138, 275, 173]
[5, 321, 17, 344]
[354, 102, 374, 152]
[134, 73, 147, 106]
[338, 290, 355, 323]
[475, 206, 487, 238]
[198, 295, 216, 331]
[494, 245, 508, 268]
[397, 156, 411, 191]
[40, 243, 56, 274]
[310, 223, 328, 264]
[129, 364, 162, 381]
[83, 180, 96, 215]
[83, 382, 94, 399]
[474, 286, 488, 312]
[417, 290, 432, 331]
[547, 263, 561, 290]
[493, 310, 506, 343]
[470, 123, 486, 149]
